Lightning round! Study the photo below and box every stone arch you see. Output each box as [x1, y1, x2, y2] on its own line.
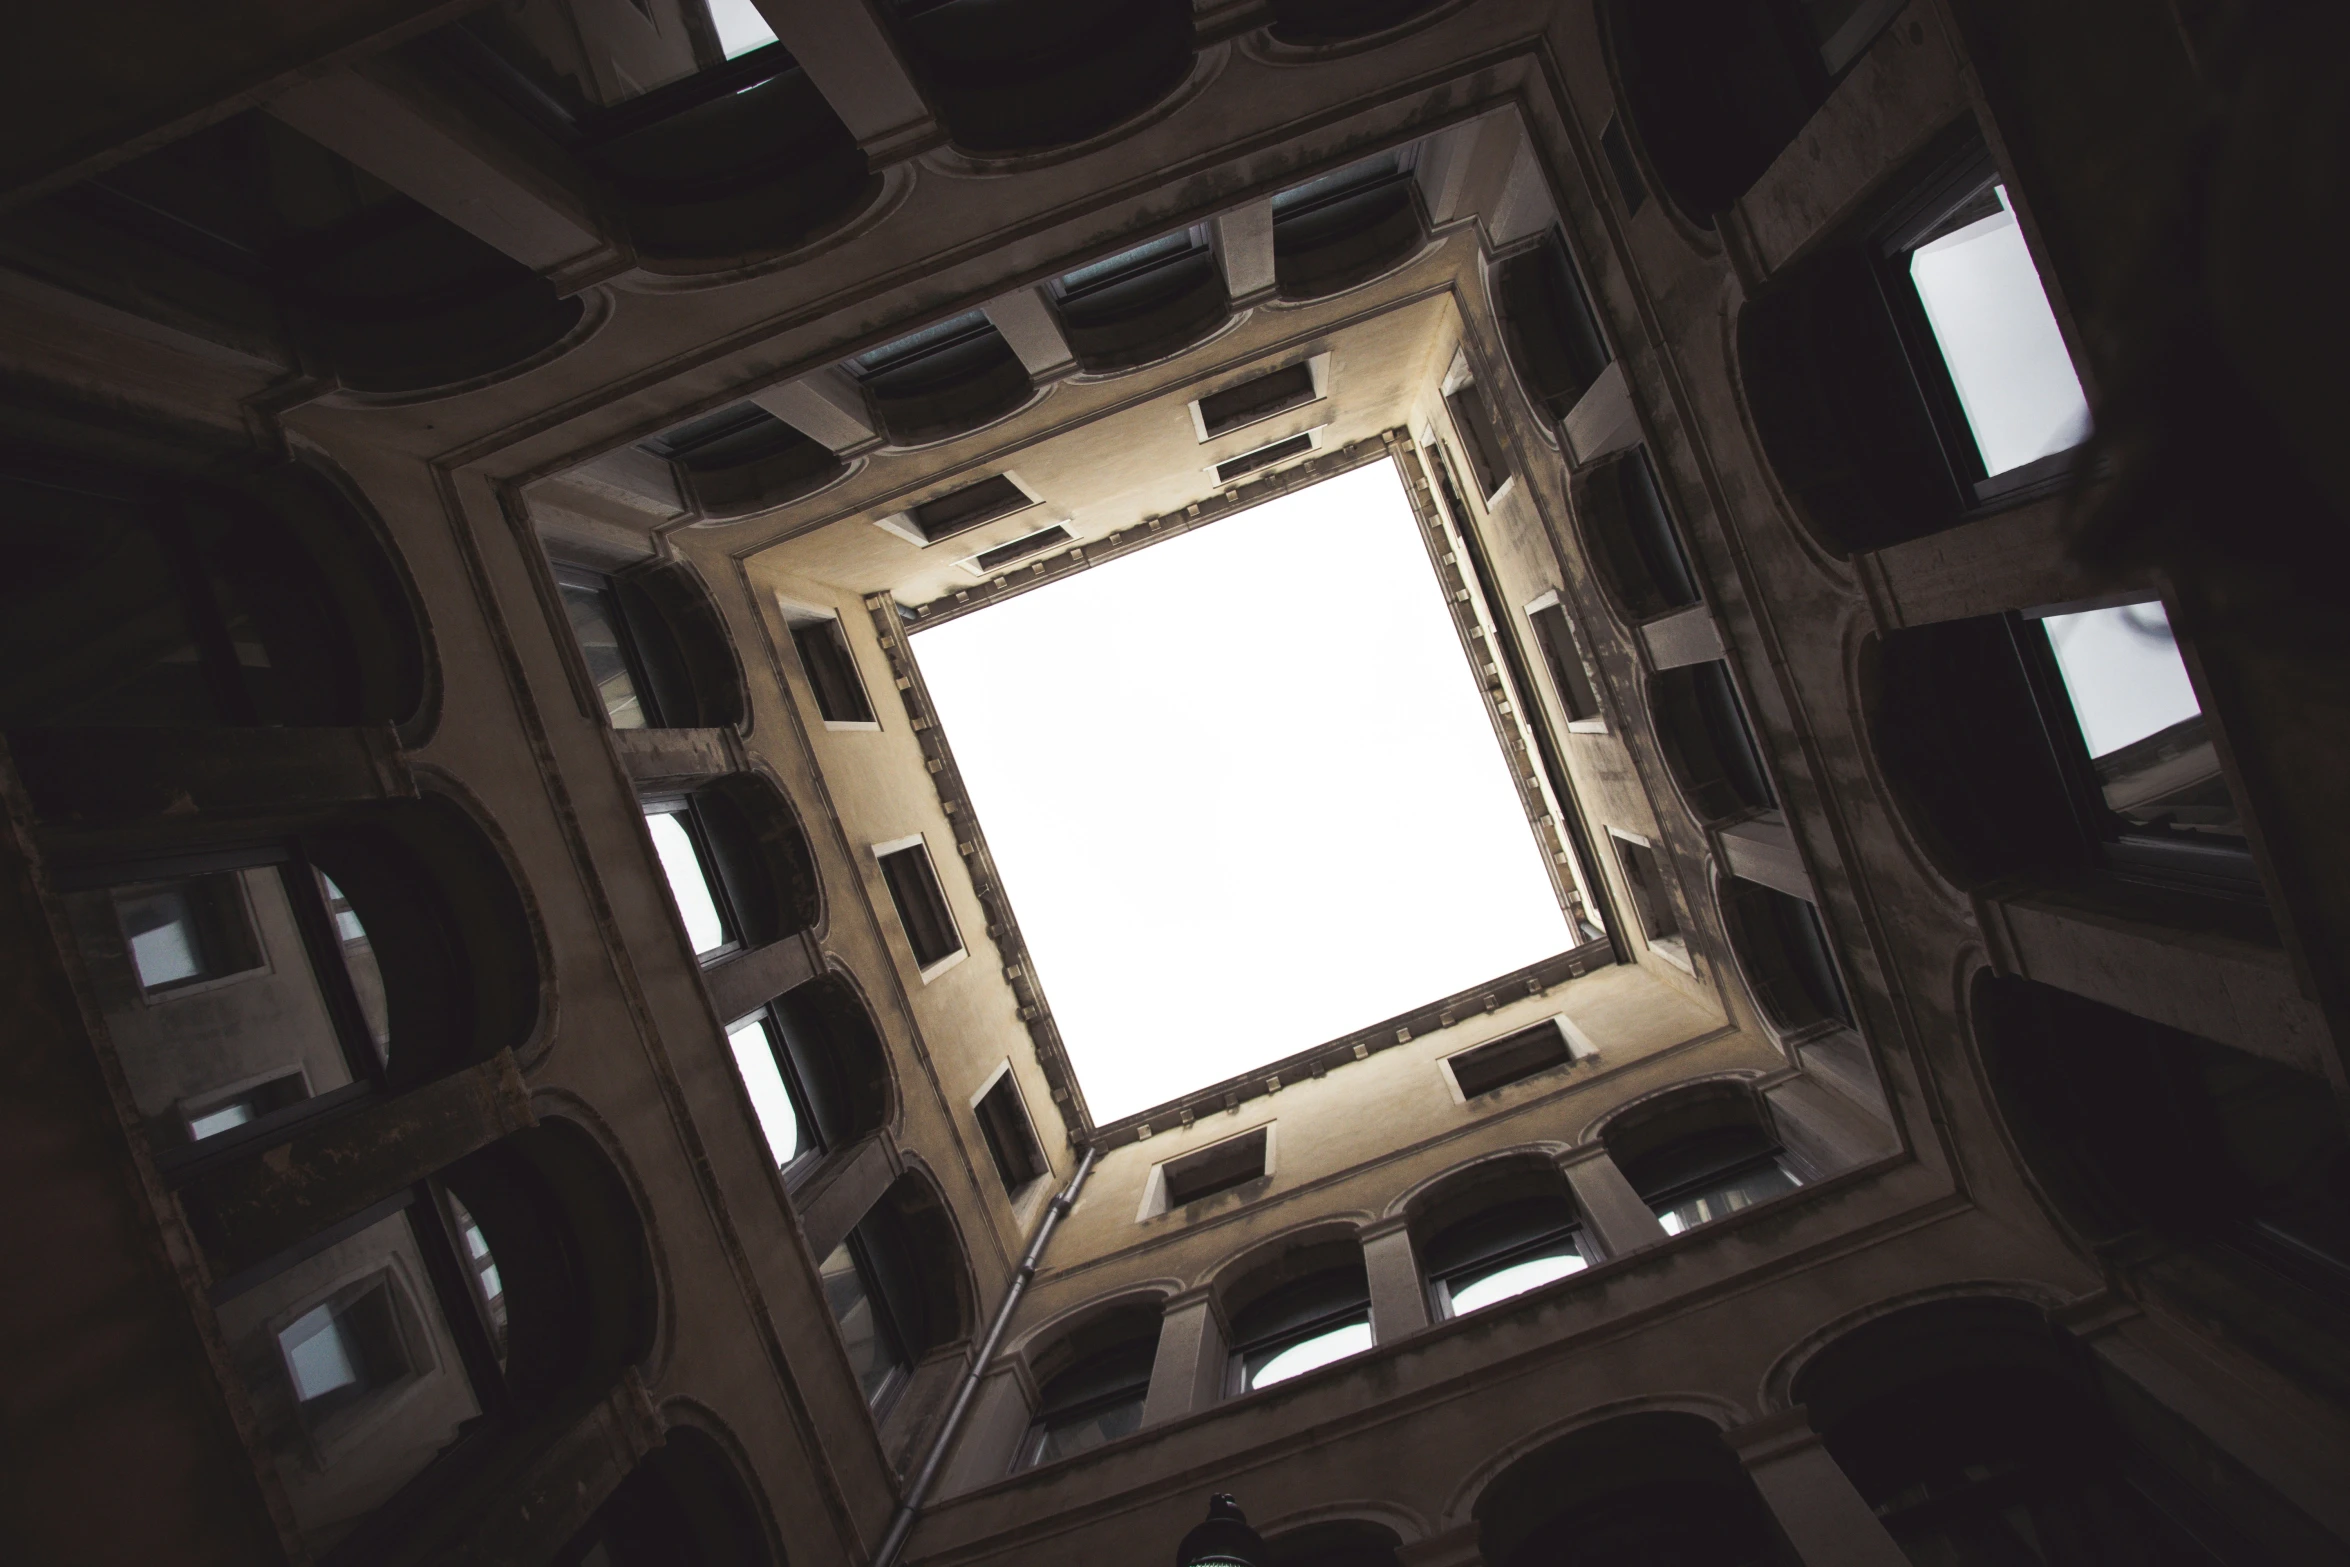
[883, 0, 1196, 158]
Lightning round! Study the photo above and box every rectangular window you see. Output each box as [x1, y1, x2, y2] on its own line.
[112, 872, 261, 994]
[1528, 601, 1602, 724]
[974, 1071, 1045, 1195]
[819, 1236, 906, 1406]
[1446, 1020, 1579, 1099]
[1444, 383, 1510, 499]
[556, 570, 652, 729]
[646, 802, 736, 960]
[967, 523, 1077, 576]
[1196, 362, 1319, 440]
[1214, 433, 1315, 485]
[278, 1279, 408, 1420]
[1611, 832, 1680, 943]
[907, 474, 1037, 544]
[875, 838, 964, 971]
[789, 616, 877, 726]
[1159, 1127, 1269, 1209]
[726, 1011, 818, 1172]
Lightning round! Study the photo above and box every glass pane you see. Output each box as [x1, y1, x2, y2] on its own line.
[1655, 1162, 1802, 1236]
[1446, 1246, 1587, 1315]
[560, 583, 648, 730]
[1246, 1318, 1373, 1391]
[2040, 602, 2243, 841]
[317, 872, 391, 1061]
[1038, 1393, 1146, 1462]
[446, 1191, 509, 1365]
[726, 1017, 806, 1167]
[1908, 187, 2091, 477]
[706, 0, 779, 58]
[69, 868, 357, 1141]
[647, 809, 729, 956]
[819, 1241, 902, 1404]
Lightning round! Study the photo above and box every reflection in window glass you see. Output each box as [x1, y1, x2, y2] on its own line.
[1446, 1246, 1587, 1316]
[706, 0, 778, 58]
[819, 1241, 902, 1404]
[1908, 187, 2090, 477]
[726, 1017, 805, 1168]
[646, 809, 728, 956]
[1244, 1318, 1373, 1391]
[188, 1101, 257, 1140]
[2043, 602, 2242, 842]
[278, 1285, 405, 1414]
[124, 885, 204, 988]
[1654, 1161, 1801, 1235]
[115, 875, 257, 992]
[559, 583, 647, 730]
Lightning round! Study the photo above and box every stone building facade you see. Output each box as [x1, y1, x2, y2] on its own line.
[3, 2, 2346, 1565]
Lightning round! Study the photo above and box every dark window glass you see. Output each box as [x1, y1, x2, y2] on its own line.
[909, 475, 1036, 543]
[1495, 229, 1613, 422]
[852, 309, 997, 380]
[1444, 383, 1511, 499]
[820, 1232, 908, 1406]
[1612, 835, 1679, 943]
[791, 618, 875, 724]
[1727, 878, 1853, 1031]
[1023, 1339, 1155, 1467]
[971, 524, 1076, 574]
[1160, 1128, 1268, 1208]
[1228, 1266, 1372, 1392]
[1215, 434, 1314, 485]
[1579, 449, 1699, 620]
[1271, 152, 1421, 299]
[1425, 1196, 1587, 1318]
[976, 1074, 1045, 1195]
[877, 841, 963, 968]
[1197, 363, 1319, 439]
[1654, 662, 1775, 821]
[1529, 603, 1601, 724]
[1448, 1022, 1575, 1099]
[1053, 231, 1199, 299]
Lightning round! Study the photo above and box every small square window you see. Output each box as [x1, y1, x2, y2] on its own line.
[974, 1070, 1045, 1195]
[183, 1070, 308, 1143]
[875, 838, 964, 973]
[112, 873, 261, 994]
[1446, 1020, 1582, 1100]
[789, 616, 877, 726]
[1156, 1127, 1269, 1211]
[1195, 362, 1320, 441]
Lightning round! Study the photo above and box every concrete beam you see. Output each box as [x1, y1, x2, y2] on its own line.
[1212, 200, 1278, 307]
[799, 1131, 899, 1260]
[1562, 361, 1641, 465]
[752, 369, 883, 456]
[610, 726, 742, 789]
[1361, 1217, 1431, 1342]
[8, 724, 412, 826]
[1142, 1289, 1227, 1425]
[1718, 813, 1812, 901]
[982, 287, 1078, 383]
[1855, 490, 2140, 629]
[1559, 1145, 1671, 1258]
[1641, 605, 1727, 671]
[750, 0, 939, 163]
[705, 931, 825, 1028]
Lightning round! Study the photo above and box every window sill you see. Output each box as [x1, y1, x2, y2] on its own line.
[916, 947, 969, 985]
[821, 719, 882, 733]
[1645, 934, 1696, 975]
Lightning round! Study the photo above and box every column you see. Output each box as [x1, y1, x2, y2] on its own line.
[1212, 200, 1278, 306]
[1559, 1145, 1670, 1257]
[752, 369, 883, 457]
[1727, 1410, 1910, 1567]
[797, 1132, 899, 1259]
[983, 287, 1078, 383]
[1360, 1217, 1431, 1343]
[751, 0, 939, 163]
[1141, 1289, 1227, 1426]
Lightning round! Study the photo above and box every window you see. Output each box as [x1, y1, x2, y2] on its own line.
[444, 1191, 509, 1363]
[1610, 832, 1680, 944]
[1445, 1020, 1582, 1100]
[726, 1012, 819, 1173]
[278, 1277, 410, 1422]
[875, 838, 964, 972]
[966, 524, 1077, 576]
[1724, 879, 1852, 1032]
[1021, 1339, 1156, 1467]
[1050, 228, 1228, 372]
[557, 573, 652, 729]
[906, 474, 1038, 544]
[1599, 116, 1648, 217]
[1158, 1127, 1269, 1210]
[1425, 1196, 1587, 1318]
[1576, 448, 1699, 621]
[1494, 228, 1613, 423]
[1625, 1123, 1802, 1235]
[112, 873, 262, 994]
[849, 310, 1032, 447]
[641, 404, 843, 520]
[820, 1233, 908, 1407]
[1651, 662, 1775, 822]
[1443, 382, 1510, 500]
[1227, 1265, 1373, 1393]
[646, 801, 737, 960]
[1196, 362, 1321, 441]
[788, 615, 877, 726]
[1528, 600, 1602, 725]
[1271, 151, 1423, 300]
[1214, 433, 1315, 485]
[974, 1070, 1046, 1195]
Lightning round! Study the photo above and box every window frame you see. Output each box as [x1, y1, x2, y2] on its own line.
[1525, 592, 1606, 731]
[824, 1226, 913, 1412]
[871, 834, 967, 979]
[1226, 1295, 1373, 1396]
[1442, 378, 1512, 503]
[1016, 1339, 1157, 1470]
[726, 1004, 829, 1182]
[643, 793, 746, 964]
[1428, 1216, 1588, 1320]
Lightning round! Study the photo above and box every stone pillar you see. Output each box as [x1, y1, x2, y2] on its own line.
[1360, 1217, 1430, 1343]
[750, 0, 939, 163]
[705, 930, 824, 1026]
[983, 287, 1078, 382]
[1727, 1410, 1910, 1567]
[1212, 200, 1277, 306]
[752, 369, 883, 457]
[798, 1132, 900, 1259]
[1141, 1288, 1227, 1426]
[1559, 1145, 1670, 1258]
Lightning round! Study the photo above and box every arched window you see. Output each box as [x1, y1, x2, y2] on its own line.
[1222, 1240, 1373, 1395]
[820, 1173, 972, 1412]
[1047, 229, 1230, 373]
[0, 455, 426, 730]
[1476, 1411, 1795, 1567]
[1739, 131, 2091, 554]
[1719, 877, 1851, 1035]
[640, 405, 847, 522]
[1018, 1301, 1161, 1469]
[643, 774, 821, 965]
[848, 311, 1035, 447]
[1794, 1299, 2229, 1567]
[553, 1426, 772, 1567]
[1272, 152, 1426, 302]
[20, 111, 582, 392]
[725, 975, 893, 1181]
[1494, 228, 1614, 426]
[1266, 0, 1445, 47]
[1603, 1088, 1802, 1236]
[878, 0, 1195, 155]
[1413, 1161, 1589, 1320]
[556, 559, 748, 731]
[1573, 448, 1701, 623]
[429, 7, 874, 267]
[1651, 663, 1774, 823]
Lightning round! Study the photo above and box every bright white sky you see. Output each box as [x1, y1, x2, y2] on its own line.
[2043, 600, 2200, 758]
[912, 458, 1572, 1122]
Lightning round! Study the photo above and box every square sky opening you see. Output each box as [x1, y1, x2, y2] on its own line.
[911, 457, 1573, 1122]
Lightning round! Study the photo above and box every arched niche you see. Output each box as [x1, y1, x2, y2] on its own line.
[1018, 1297, 1162, 1468]
[642, 405, 848, 522]
[1272, 153, 1426, 302]
[685, 772, 823, 949]
[852, 311, 1036, 447]
[1218, 1232, 1372, 1395]
[1053, 236, 1232, 374]
[1262, 1519, 1403, 1567]
[557, 557, 748, 732]
[0, 450, 429, 732]
[1571, 448, 1701, 624]
[1266, 0, 1445, 47]
[1651, 663, 1775, 824]
[1493, 228, 1614, 426]
[768, 971, 894, 1156]
[1971, 973, 2350, 1397]
[1409, 1156, 1587, 1321]
[553, 1425, 772, 1566]
[880, 0, 1195, 156]
[1599, 1082, 1805, 1236]
[1717, 875, 1851, 1036]
[859, 1169, 976, 1365]
[1475, 1410, 1793, 1567]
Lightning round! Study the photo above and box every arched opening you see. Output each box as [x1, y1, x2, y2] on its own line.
[1263, 1520, 1403, 1567]
[554, 1426, 772, 1567]
[643, 772, 821, 966]
[1494, 228, 1614, 426]
[1973, 974, 2350, 1399]
[849, 311, 1035, 447]
[1221, 1237, 1372, 1396]
[1017, 1299, 1162, 1469]
[1476, 1410, 1794, 1567]
[724, 973, 893, 1180]
[1602, 1086, 1802, 1237]
[1794, 1298, 2229, 1566]
[1267, 0, 1445, 47]
[640, 405, 847, 522]
[1410, 1158, 1588, 1320]
[879, 0, 1196, 156]
[1272, 152, 1425, 302]
[0, 452, 427, 730]
[1049, 229, 1230, 374]
[1651, 663, 1774, 823]
[555, 558, 748, 732]
[820, 1171, 973, 1412]
[1719, 877, 1851, 1035]
[1572, 448, 1700, 623]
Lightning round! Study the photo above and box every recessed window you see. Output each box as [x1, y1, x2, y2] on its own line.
[908, 474, 1038, 544]
[1271, 151, 1422, 300]
[1652, 662, 1775, 822]
[445, 1190, 509, 1363]
[1022, 1339, 1155, 1467]
[642, 404, 843, 519]
[1425, 1196, 1588, 1318]
[1725, 879, 1853, 1033]
[1196, 362, 1320, 440]
[1495, 228, 1613, 423]
[967, 524, 1077, 576]
[112, 873, 261, 994]
[279, 1279, 409, 1420]
[1049, 229, 1229, 372]
[1228, 1266, 1373, 1393]
[557, 575, 651, 729]
[1528, 600, 1602, 725]
[850, 310, 1032, 446]
[820, 1231, 907, 1407]
[1650, 1145, 1800, 1234]
[1576, 449, 1699, 621]
[2042, 601, 2235, 840]
[726, 1012, 818, 1172]
[1215, 433, 1315, 485]
[1446, 1020, 1581, 1100]
[975, 1070, 1046, 1195]
[1617, 1118, 1802, 1236]
[646, 803, 736, 959]
[875, 838, 964, 972]
[1611, 833, 1680, 944]
[1444, 382, 1510, 500]
[788, 615, 877, 726]
[1159, 1127, 1269, 1209]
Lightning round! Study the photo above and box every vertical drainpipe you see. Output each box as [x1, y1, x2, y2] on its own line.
[872, 1144, 1099, 1567]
